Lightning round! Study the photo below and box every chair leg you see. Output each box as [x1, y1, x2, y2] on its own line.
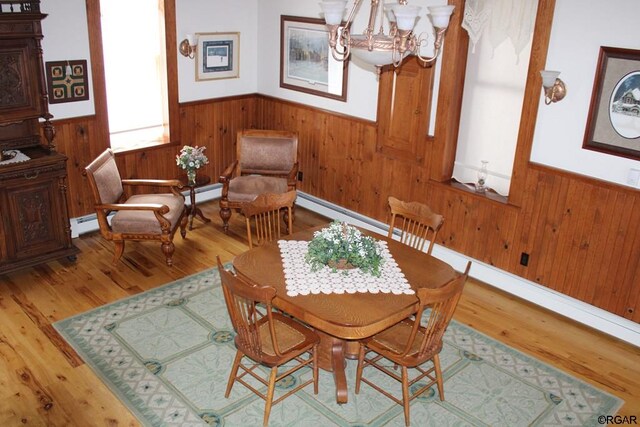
[355, 344, 365, 394]
[180, 211, 188, 238]
[313, 345, 319, 394]
[225, 351, 243, 398]
[263, 367, 278, 427]
[113, 241, 125, 264]
[433, 353, 445, 401]
[401, 366, 411, 427]
[161, 241, 175, 266]
[220, 207, 231, 233]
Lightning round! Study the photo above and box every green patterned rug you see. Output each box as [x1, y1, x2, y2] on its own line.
[54, 267, 622, 426]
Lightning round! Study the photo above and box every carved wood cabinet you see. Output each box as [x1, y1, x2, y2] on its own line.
[0, 1, 78, 274]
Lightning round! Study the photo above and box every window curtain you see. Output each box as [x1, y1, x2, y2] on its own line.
[461, 0, 537, 61]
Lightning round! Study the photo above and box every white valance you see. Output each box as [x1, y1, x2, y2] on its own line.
[462, 0, 538, 60]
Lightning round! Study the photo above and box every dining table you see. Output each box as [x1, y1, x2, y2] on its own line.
[232, 223, 457, 404]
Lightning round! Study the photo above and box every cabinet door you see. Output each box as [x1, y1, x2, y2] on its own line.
[1, 172, 69, 260]
[0, 38, 42, 121]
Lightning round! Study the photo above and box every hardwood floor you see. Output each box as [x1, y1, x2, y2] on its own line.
[0, 201, 637, 426]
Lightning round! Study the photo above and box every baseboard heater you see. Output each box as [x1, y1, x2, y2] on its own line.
[70, 187, 640, 347]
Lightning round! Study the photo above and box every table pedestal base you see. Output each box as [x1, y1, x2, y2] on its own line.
[315, 330, 361, 404]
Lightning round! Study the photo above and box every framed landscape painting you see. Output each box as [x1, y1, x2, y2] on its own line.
[196, 32, 239, 81]
[280, 15, 348, 101]
[583, 46, 640, 160]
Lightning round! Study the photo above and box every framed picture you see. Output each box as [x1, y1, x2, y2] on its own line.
[196, 32, 240, 81]
[45, 60, 89, 104]
[583, 46, 640, 160]
[280, 15, 348, 101]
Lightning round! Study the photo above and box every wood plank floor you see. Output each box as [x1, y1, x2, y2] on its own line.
[0, 201, 638, 426]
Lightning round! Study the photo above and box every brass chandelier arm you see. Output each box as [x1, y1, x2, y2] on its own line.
[414, 27, 447, 65]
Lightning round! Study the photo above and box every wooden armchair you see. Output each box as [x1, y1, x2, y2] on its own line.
[355, 262, 471, 427]
[219, 130, 298, 232]
[217, 257, 319, 427]
[84, 149, 188, 266]
[388, 196, 444, 254]
[241, 191, 296, 249]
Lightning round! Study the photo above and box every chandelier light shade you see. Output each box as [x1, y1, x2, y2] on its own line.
[319, 0, 455, 69]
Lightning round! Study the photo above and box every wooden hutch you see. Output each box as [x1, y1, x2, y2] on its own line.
[0, 1, 78, 274]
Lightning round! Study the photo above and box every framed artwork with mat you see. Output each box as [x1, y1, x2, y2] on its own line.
[45, 59, 90, 104]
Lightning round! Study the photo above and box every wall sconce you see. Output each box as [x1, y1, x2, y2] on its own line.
[540, 70, 566, 105]
[179, 34, 196, 59]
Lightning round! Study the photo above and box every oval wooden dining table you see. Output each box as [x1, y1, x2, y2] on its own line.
[232, 224, 457, 404]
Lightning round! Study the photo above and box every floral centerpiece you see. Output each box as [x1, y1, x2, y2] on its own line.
[305, 220, 385, 277]
[176, 145, 209, 185]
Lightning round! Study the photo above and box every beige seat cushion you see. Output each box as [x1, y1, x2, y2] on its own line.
[258, 317, 307, 356]
[111, 193, 184, 234]
[228, 175, 288, 203]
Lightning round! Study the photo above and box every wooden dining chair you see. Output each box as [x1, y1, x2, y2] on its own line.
[240, 190, 297, 249]
[387, 196, 444, 254]
[216, 257, 319, 427]
[355, 261, 471, 427]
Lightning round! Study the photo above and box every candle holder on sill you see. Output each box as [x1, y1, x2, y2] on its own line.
[475, 160, 489, 193]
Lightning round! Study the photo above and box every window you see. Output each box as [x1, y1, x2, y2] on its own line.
[87, 0, 178, 152]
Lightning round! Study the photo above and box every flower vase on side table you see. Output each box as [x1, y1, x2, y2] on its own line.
[179, 173, 211, 230]
[187, 169, 197, 186]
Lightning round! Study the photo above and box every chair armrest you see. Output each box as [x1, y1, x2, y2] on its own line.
[97, 202, 170, 215]
[122, 178, 183, 188]
[287, 162, 299, 187]
[219, 161, 238, 184]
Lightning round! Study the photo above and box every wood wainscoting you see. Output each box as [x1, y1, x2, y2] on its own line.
[50, 94, 639, 324]
[52, 94, 260, 220]
[255, 95, 640, 323]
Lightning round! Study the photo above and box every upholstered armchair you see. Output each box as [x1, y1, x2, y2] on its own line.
[219, 130, 299, 232]
[84, 149, 188, 266]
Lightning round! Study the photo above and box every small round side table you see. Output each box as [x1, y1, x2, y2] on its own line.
[178, 174, 211, 230]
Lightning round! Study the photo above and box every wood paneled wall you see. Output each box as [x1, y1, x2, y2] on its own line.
[255, 95, 640, 323]
[53, 95, 259, 219]
[52, 93, 639, 324]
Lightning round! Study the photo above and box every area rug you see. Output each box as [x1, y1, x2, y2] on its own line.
[54, 267, 623, 426]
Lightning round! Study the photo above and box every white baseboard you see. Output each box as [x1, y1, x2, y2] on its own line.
[296, 192, 640, 348]
[70, 184, 222, 238]
[71, 187, 640, 347]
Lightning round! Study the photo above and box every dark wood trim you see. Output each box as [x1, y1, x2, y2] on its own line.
[430, 0, 469, 182]
[163, 0, 180, 146]
[50, 114, 96, 125]
[85, 0, 110, 152]
[255, 93, 377, 126]
[436, 179, 516, 208]
[508, 0, 556, 206]
[179, 93, 258, 108]
[84, 0, 180, 151]
[529, 161, 640, 193]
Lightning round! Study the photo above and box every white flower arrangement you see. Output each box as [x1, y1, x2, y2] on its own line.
[305, 220, 385, 276]
[176, 145, 209, 172]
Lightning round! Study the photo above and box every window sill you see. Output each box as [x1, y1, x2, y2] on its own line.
[111, 139, 179, 156]
[432, 178, 517, 209]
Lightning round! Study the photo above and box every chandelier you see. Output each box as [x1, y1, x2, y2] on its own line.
[320, 0, 455, 69]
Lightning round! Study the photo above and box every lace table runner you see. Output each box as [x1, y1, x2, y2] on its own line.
[278, 240, 414, 296]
